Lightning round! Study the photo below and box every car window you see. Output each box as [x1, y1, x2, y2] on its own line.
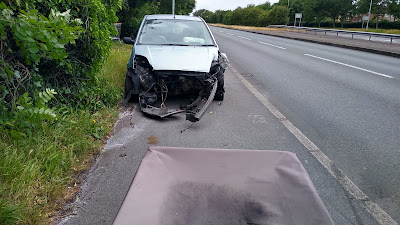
[138, 19, 215, 46]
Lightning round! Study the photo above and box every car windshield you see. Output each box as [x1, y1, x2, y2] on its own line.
[138, 19, 215, 46]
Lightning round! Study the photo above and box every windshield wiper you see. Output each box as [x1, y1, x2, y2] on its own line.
[199, 44, 215, 46]
[163, 44, 190, 46]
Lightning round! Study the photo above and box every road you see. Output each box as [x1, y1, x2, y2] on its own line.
[60, 29, 400, 225]
[211, 27, 400, 223]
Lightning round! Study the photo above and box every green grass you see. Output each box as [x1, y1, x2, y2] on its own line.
[0, 42, 130, 224]
[336, 28, 400, 35]
[100, 42, 133, 92]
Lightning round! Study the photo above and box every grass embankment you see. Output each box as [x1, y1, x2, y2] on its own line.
[211, 23, 400, 35]
[0, 42, 131, 224]
[329, 28, 400, 35]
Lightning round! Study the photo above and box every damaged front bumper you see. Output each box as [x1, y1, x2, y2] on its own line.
[139, 76, 218, 123]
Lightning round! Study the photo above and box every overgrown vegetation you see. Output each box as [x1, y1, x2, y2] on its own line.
[195, 0, 400, 29]
[0, 0, 197, 222]
[0, 0, 128, 223]
[0, 42, 129, 224]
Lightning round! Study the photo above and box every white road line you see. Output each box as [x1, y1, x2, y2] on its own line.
[218, 30, 224, 33]
[226, 33, 235, 36]
[258, 41, 286, 49]
[304, 54, 394, 79]
[229, 66, 397, 225]
[237, 36, 251, 40]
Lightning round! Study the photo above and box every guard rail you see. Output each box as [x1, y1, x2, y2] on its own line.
[268, 25, 400, 43]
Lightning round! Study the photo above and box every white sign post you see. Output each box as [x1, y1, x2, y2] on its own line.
[295, 13, 302, 27]
[362, 15, 369, 29]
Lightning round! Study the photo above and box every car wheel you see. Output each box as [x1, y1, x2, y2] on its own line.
[125, 73, 139, 102]
[214, 70, 224, 101]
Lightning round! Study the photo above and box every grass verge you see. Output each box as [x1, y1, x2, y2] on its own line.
[0, 42, 131, 224]
[328, 27, 400, 35]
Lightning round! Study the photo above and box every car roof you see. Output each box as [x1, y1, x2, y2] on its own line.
[145, 14, 203, 21]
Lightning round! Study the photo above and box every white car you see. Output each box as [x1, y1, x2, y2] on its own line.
[123, 14, 228, 122]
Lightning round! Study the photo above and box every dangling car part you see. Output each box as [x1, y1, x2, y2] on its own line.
[123, 15, 229, 122]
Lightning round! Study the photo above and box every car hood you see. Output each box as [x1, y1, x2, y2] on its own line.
[134, 45, 219, 73]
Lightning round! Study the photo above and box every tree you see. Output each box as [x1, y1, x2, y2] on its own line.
[276, 0, 304, 24]
[314, 0, 353, 27]
[266, 5, 289, 25]
[193, 9, 214, 22]
[158, 0, 196, 15]
[389, 0, 400, 20]
[257, 10, 270, 26]
[118, 0, 159, 37]
[231, 7, 245, 25]
[222, 10, 233, 24]
[242, 5, 264, 26]
[357, 0, 390, 28]
[338, 0, 355, 27]
[257, 1, 272, 10]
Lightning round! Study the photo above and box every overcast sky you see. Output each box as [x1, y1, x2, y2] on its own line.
[194, 0, 279, 12]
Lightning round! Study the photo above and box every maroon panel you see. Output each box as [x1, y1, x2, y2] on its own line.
[113, 146, 334, 225]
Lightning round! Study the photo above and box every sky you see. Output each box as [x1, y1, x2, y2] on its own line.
[194, 0, 279, 12]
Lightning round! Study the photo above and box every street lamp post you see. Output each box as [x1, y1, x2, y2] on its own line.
[366, 0, 373, 30]
[172, 0, 175, 16]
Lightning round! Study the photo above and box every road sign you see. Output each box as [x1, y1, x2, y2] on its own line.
[362, 16, 369, 21]
[295, 13, 303, 27]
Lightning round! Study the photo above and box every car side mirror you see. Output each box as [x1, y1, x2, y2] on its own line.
[123, 37, 135, 45]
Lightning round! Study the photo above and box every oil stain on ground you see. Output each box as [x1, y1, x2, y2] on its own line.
[147, 135, 158, 144]
[160, 181, 270, 225]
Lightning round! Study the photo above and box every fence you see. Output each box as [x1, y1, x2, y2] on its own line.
[268, 25, 400, 44]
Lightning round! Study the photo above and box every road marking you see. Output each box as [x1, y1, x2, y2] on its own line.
[237, 36, 251, 40]
[258, 41, 286, 49]
[304, 54, 394, 79]
[226, 32, 235, 36]
[218, 30, 224, 33]
[229, 66, 397, 225]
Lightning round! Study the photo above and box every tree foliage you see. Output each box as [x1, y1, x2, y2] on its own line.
[194, 0, 400, 28]
[118, 0, 196, 37]
[389, 0, 400, 19]
[1, 0, 123, 120]
[194, 2, 290, 27]
[267, 6, 290, 25]
[357, 0, 394, 28]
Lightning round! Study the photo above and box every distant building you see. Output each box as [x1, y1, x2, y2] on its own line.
[351, 13, 395, 22]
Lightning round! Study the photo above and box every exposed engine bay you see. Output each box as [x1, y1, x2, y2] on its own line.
[124, 53, 229, 122]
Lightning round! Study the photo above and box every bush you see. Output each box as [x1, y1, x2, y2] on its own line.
[0, 1, 123, 223]
[266, 6, 289, 25]
[0, 0, 122, 118]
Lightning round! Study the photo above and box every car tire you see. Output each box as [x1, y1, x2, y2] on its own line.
[125, 72, 139, 102]
[214, 70, 224, 101]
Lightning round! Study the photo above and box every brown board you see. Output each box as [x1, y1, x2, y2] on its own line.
[113, 146, 334, 225]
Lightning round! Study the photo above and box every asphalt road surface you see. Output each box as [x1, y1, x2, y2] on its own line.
[211, 27, 400, 223]
[60, 28, 400, 225]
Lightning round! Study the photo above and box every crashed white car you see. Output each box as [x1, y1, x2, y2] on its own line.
[123, 15, 228, 122]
